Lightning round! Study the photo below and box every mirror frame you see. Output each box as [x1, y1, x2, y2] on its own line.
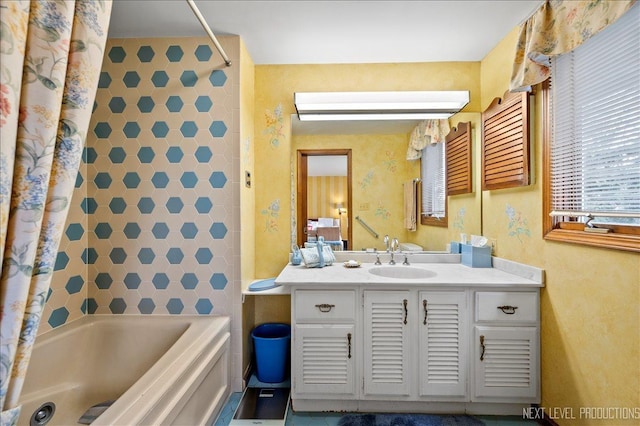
[296, 149, 353, 250]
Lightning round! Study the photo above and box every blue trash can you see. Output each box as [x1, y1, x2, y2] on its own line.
[251, 323, 291, 383]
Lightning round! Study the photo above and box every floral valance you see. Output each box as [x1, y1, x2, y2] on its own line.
[510, 0, 637, 91]
[406, 119, 450, 160]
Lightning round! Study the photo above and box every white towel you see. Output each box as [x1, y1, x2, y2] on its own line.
[404, 180, 417, 231]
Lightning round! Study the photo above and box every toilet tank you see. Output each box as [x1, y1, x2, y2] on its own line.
[398, 242, 423, 251]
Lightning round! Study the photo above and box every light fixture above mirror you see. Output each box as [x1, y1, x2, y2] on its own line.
[294, 91, 470, 121]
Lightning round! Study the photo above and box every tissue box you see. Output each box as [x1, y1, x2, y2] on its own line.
[461, 244, 492, 268]
[449, 242, 462, 254]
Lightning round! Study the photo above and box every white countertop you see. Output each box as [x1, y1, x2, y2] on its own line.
[275, 256, 544, 288]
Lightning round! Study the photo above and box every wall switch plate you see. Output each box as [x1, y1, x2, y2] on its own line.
[359, 202, 370, 211]
[245, 171, 251, 188]
[489, 238, 497, 254]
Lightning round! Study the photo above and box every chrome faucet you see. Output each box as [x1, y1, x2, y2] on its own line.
[389, 237, 399, 264]
[383, 235, 390, 252]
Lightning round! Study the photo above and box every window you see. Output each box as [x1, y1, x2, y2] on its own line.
[544, 3, 640, 252]
[421, 142, 447, 227]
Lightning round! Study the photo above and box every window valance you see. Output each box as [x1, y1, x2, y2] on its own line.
[406, 119, 450, 160]
[510, 0, 636, 91]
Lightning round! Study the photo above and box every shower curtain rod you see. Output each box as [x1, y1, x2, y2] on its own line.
[186, 0, 231, 66]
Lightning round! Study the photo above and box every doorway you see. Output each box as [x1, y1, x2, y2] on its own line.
[297, 149, 352, 250]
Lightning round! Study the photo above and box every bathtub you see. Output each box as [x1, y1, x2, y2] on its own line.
[18, 315, 230, 426]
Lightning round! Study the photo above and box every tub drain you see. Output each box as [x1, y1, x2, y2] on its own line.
[30, 402, 55, 426]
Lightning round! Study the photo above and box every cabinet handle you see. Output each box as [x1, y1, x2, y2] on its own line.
[423, 299, 428, 325]
[403, 299, 408, 324]
[480, 335, 486, 361]
[497, 305, 518, 315]
[347, 333, 352, 359]
[315, 303, 335, 313]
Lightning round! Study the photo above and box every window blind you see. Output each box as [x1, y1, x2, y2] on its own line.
[421, 142, 445, 217]
[550, 3, 640, 225]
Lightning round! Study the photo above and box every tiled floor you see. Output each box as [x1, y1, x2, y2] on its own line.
[214, 384, 541, 426]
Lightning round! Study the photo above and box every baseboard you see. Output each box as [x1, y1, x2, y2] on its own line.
[242, 361, 253, 388]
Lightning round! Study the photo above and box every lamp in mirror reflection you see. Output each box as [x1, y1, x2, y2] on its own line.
[336, 202, 347, 215]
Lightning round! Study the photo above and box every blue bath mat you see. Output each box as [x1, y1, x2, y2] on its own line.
[337, 413, 485, 426]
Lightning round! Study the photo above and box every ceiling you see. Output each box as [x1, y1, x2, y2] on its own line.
[107, 0, 543, 135]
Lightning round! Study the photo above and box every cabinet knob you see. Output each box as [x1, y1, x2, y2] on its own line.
[403, 299, 408, 324]
[480, 335, 486, 361]
[497, 305, 518, 315]
[315, 303, 335, 313]
[347, 333, 352, 359]
[423, 299, 428, 325]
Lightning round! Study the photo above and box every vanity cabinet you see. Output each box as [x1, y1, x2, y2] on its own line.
[292, 290, 357, 398]
[472, 291, 539, 401]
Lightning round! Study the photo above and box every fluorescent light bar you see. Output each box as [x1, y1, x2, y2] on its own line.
[294, 91, 469, 121]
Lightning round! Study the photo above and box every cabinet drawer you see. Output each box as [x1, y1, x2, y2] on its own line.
[475, 291, 538, 323]
[295, 290, 356, 322]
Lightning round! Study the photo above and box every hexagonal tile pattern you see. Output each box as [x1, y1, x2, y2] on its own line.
[138, 298, 155, 314]
[108, 46, 126, 63]
[180, 70, 197, 87]
[180, 121, 198, 137]
[166, 146, 184, 163]
[98, 71, 112, 88]
[151, 121, 169, 138]
[94, 172, 112, 189]
[87, 299, 98, 315]
[109, 197, 127, 214]
[180, 222, 198, 239]
[194, 197, 212, 213]
[195, 299, 213, 314]
[81, 248, 98, 264]
[95, 272, 113, 289]
[65, 223, 84, 241]
[48, 307, 69, 328]
[65, 275, 84, 294]
[152, 272, 170, 289]
[166, 298, 184, 314]
[209, 222, 228, 239]
[195, 45, 212, 61]
[123, 222, 141, 239]
[54, 252, 69, 271]
[195, 96, 212, 112]
[137, 45, 155, 62]
[166, 197, 184, 213]
[81, 197, 97, 214]
[151, 70, 169, 87]
[108, 96, 126, 113]
[166, 247, 184, 264]
[180, 171, 198, 188]
[151, 222, 170, 239]
[209, 121, 227, 137]
[123, 71, 140, 88]
[209, 70, 227, 86]
[124, 273, 142, 289]
[195, 248, 213, 264]
[109, 298, 127, 314]
[180, 273, 198, 290]
[166, 45, 184, 62]
[209, 171, 227, 188]
[109, 147, 126, 163]
[123, 122, 141, 138]
[137, 96, 155, 113]
[109, 247, 127, 264]
[94, 122, 112, 138]
[194, 146, 212, 162]
[94, 222, 113, 239]
[138, 248, 156, 264]
[75, 171, 84, 188]
[84, 147, 98, 163]
[137, 146, 155, 163]
[151, 172, 169, 188]
[209, 273, 228, 290]
[165, 96, 183, 113]
[123, 172, 141, 188]
[137, 197, 155, 214]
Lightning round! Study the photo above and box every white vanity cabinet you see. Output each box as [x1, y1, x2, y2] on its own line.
[292, 289, 357, 398]
[472, 291, 540, 402]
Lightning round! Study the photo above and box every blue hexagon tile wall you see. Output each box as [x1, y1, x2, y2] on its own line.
[42, 36, 240, 330]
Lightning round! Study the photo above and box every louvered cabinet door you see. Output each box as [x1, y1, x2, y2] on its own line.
[419, 291, 467, 398]
[363, 291, 410, 396]
[294, 324, 356, 397]
[473, 326, 539, 400]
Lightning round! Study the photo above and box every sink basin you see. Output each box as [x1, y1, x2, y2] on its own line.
[369, 266, 437, 279]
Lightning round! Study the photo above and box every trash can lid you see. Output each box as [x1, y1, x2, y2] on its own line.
[248, 278, 278, 292]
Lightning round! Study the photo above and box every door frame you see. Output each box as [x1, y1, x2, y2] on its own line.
[297, 149, 352, 250]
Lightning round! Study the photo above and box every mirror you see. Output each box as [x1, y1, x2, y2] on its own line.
[291, 113, 482, 252]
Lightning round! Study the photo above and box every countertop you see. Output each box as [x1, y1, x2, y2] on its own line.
[275, 254, 544, 288]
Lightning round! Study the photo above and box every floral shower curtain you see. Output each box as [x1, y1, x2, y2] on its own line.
[0, 1, 111, 424]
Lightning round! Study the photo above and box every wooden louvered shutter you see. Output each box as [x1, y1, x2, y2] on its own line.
[445, 122, 473, 195]
[481, 91, 531, 190]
